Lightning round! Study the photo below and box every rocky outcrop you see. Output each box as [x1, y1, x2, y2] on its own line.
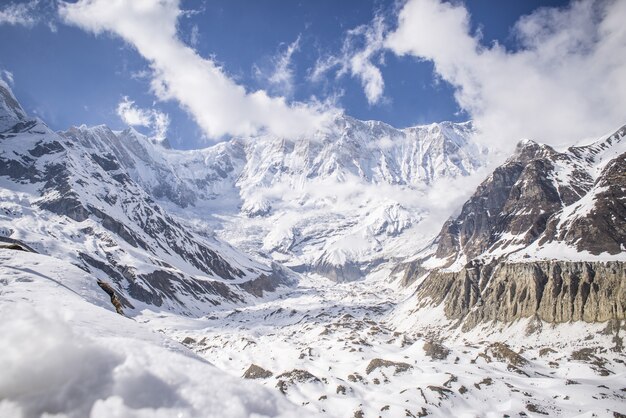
[96, 280, 131, 315]
[540, 152, 626, 255]
[415, 260, 625, 330]
[243, 364, 273, 379]
[365, 358, 412, 375]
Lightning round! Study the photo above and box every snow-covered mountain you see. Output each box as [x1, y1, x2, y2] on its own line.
[61, 112, 488, 282]
[0, 80, 294, 316]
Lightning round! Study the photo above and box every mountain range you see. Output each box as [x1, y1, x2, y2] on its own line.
[1, 78, 625, 417]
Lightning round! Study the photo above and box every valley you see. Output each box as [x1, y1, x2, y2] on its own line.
[141, 272, 626, 417]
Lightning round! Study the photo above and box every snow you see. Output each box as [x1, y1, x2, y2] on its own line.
[0, 250, 311, 418]
[136, 273, 626, 418]
[510, 239, 626, 262]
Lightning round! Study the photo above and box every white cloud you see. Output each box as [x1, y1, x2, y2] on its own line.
[116, 96, 170, 142]
[0, 0, 39, 26]
[189, 24, 199, 47]
[385, 0, 626, 150]
[151, 109, 170, 142]
[264, 35, 301, 97]
[312, 14, 387, 105]
[60, 0, 336, 140]
[1, 70, 14, 85]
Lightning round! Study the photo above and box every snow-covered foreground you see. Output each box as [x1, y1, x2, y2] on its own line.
[1, 248, 624, 417]
[139, 274, 626, 418]
[0, 249, 311, 418]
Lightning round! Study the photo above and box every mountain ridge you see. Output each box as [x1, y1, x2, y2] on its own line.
[397, 124, 626, 330]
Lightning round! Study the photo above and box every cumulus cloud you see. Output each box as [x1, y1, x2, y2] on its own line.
[385, 0, 626, 149]
[312, 14, 387, 105]
[59, 0, 336, 140]
[116, 96, 170, 142]
[0, 0, 40, 26]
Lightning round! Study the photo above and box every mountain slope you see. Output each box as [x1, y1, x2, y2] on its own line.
[398, 125, 626, 330]
[0, 81, 293, 315]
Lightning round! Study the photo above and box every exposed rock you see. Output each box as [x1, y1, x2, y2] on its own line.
[401, 126, 626, 330]
[181, 337, 196, 345]
[243, 364, 273, 379]
[423, 340, 450, 360]
[0, 237, 38, 253]
[539, 347, 557, 357]
[365, 358, 412, 375]
[96, 280, 128, 315]
[427, 385, 453, 399]
[526, 403, 548, 415]
[487, 343, 528, 369]
[570, 348, 612, 376]
[414, 260, 625, 330]
[473, 378, 493, 390]
[238, 263, 295, 297]
[276, 369, 321, 394]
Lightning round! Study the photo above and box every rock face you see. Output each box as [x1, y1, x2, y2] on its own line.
[416, 260, 625, 331]
[403, 125, 626, 329]
[365, 358, 412, 375]
[434, 128, 626, 264]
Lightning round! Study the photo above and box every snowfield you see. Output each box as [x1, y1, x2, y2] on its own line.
[0, 250, 312, 418]
[2, 249, 624, 417]
[138, 273, 625, 418]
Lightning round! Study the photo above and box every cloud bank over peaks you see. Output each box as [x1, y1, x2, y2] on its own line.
[387, 0, 626, 150]
[327, 0, 626, 151]
[60, 0, 337, 140]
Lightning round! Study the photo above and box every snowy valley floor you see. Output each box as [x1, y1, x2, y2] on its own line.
[0, 249, 625, 417]
[140, 274, 626, 418]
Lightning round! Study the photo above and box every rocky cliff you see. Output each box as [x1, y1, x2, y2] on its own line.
[415, 260, 625, 331]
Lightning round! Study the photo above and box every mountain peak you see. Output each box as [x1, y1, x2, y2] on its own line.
[0, 79, 28, 132]
[511, 137, 557, 162]
[119, 126, 172, 149]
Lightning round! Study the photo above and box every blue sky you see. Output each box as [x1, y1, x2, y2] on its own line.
[2, 0, 624, 151]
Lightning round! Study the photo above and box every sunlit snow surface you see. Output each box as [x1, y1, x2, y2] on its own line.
[1, 250, 625, 417]
[0, 250, 312, 418]
[138, 272, 626, 418]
